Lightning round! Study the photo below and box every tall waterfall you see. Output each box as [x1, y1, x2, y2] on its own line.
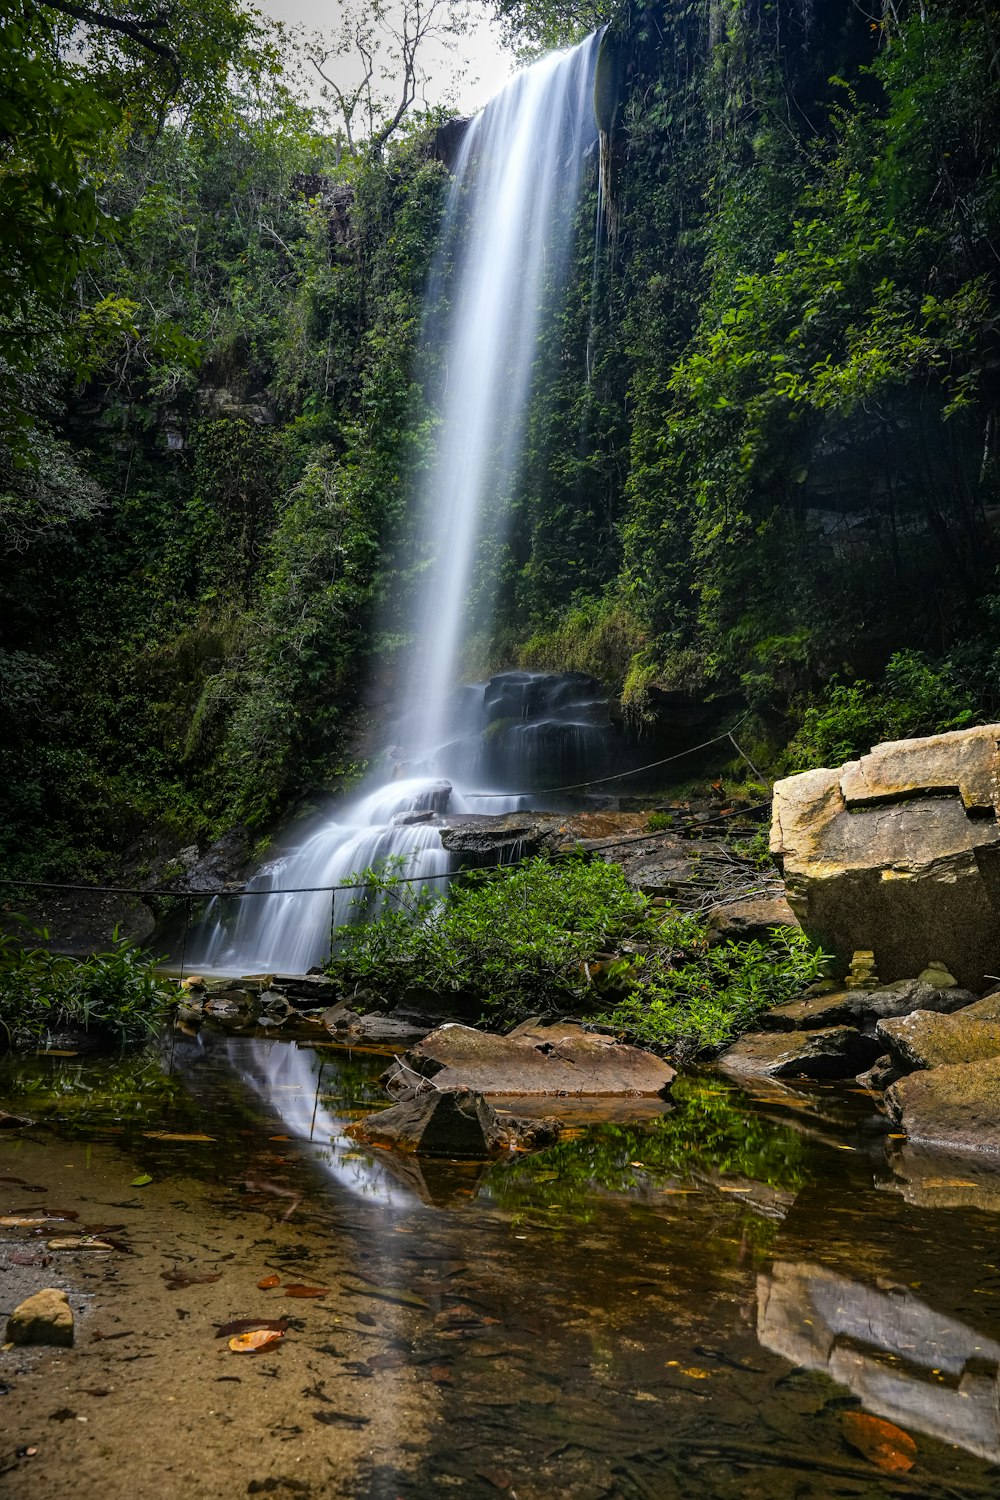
[406, 32, 602, 759]
[186, 36, 604, 976]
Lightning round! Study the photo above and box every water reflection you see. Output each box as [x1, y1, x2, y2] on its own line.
[759, 1259, 1000, 1462]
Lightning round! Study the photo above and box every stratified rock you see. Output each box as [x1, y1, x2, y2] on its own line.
[718, 1026, 883, 1081]
[348, 1089, 505, 1158]
[887, 1057, 1000, 1149]
[707, 896, 799, 944]
[322, 1002, 428, 1043]
[7, 1288, 74, 1347]
[877, 1011, 1000, 1072]
[270, 974, 336, 1008]
[770, 725, 1000, 989]
[381, 1021, 675, 1099]
[762, 979, 975, 1033]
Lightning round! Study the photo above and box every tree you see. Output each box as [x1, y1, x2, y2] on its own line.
[303, 0, 471, 155]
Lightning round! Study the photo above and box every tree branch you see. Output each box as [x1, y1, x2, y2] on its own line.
[42, 0, 182, 86]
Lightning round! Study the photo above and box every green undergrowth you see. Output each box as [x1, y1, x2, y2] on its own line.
[327, 855, 827, 1059]
[0, 928, 179, 1050]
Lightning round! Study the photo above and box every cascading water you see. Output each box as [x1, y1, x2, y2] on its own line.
[186, 36, 605, 975]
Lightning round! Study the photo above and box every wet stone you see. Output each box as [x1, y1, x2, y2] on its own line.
[877, 1010, 1000, 1072]
[7, 1287, 74, 1348]
[762, 979, 976, 1033]
[718, 1025, 883, 1081]
[887, 1056, 1000, 1150]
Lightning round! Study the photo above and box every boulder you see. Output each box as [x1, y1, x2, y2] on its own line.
[7, 1287, 74, 1347]
[877, 1010, 1000, 1072]
[348, 1089, 506, 1158]
[770, 725, 1000, 990]
[718, 1026, 883, 1081]
[856, 1053, 901, 1091]
[762, 979, 976, 1033]
[707, 896, 799, 944]
[382, 1020, 675, 1099]
[887, 1057, 1000, 1150]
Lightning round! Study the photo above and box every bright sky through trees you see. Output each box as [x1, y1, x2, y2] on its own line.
[258, 0, 515, 118]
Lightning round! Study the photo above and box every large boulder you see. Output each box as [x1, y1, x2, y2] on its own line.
[717, 1025, 883, 1081]
[877, 1010, 1000, 1072]
[770, 726, 1000, 989]
[348, 1089, 505, 1158]
[886, 1057, 1000, 1150]
[382, 1020, 675, 1099]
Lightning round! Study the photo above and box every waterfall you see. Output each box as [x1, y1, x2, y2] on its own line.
[185, 37, 604, 976]
[405, 32, 603, 761]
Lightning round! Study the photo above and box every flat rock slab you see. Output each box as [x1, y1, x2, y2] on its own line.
[7, 1287, 74, 1347]
[382, 1020, 675, 1099]
[707, 896, 798, 943]
[718, 1025, 883, 1081]
[763, 979, 976, 1033]
[878, 1010, 1000, 1071]
[887, 1057, 1000, 1150]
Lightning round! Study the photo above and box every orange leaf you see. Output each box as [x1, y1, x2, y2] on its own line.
[842, 1412, 916, 1472]
[284, 1284, 329, 1298]
[228, 1329, 284, 1353]
[257, 1273, 281, 1289]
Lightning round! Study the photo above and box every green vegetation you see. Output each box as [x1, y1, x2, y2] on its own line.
[0, 929, 177, 1049]
[328, 855, 827, 1058]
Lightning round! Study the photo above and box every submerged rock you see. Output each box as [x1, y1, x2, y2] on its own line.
[762, 979, 976, 1033]
[7, 1288, 74, 1347]
[770, 724, 1000, 989]
[382, 1020, 675, 1099]
[877, 1010, 1000, 1072]
[718, 1025, 883, 1081]
[887, 1057, 1000, 1150]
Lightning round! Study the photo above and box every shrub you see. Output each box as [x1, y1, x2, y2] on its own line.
[327, 854, 827, 1058]
[0, 928, 178, 1049]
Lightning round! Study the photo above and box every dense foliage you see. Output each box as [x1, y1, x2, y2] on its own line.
[328, 855, 828, 1057]
[0, 928, 177, 1047]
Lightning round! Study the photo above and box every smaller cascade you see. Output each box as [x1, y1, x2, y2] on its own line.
[183, 670, 624, 975]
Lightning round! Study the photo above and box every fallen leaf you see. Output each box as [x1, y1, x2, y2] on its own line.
[284, 1284, 328, 1299]
[257, 1273, 281, 1289]
[1, 1215, 59, 1228]
[229, 1329, 284, 1353]
[142, 1132, 216, 1143]
[215, 1318, 289, 1340]
[842, 1411, 917, 1472]
[311, 1409, 368, 1429]
[130, 1175, 153, 1187]
[429, 1365, 452, 1383]
[680, 1367, 711, 1379]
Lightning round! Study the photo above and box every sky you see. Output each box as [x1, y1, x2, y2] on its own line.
[258, 0, 517, 121]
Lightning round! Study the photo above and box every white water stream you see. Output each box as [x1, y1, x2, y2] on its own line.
[187, 36, 604, 975]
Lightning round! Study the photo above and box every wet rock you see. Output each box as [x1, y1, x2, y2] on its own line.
[166, 825, 251, 894]
[706, 896, 799, 944]
[348, 1089, 506, 1158]
[762, 979, 976, 1033]
[877, 1010, 1000, 1072]
[322, 1003, 428, 1043]
[857, 1053, 902, 1091]
[7, 1288, 74, 1347]
[0, 1110, 31, 1129]
[382, 1020, 675, 1099]
[770, 724, 1000, 989]
[270, 973, 336, 1008]
[204, 989, 252, 1017]
[439, 814, 574, 861]
[718, 1026, 883, 1081]
[887, 1057, 1000, 1149]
